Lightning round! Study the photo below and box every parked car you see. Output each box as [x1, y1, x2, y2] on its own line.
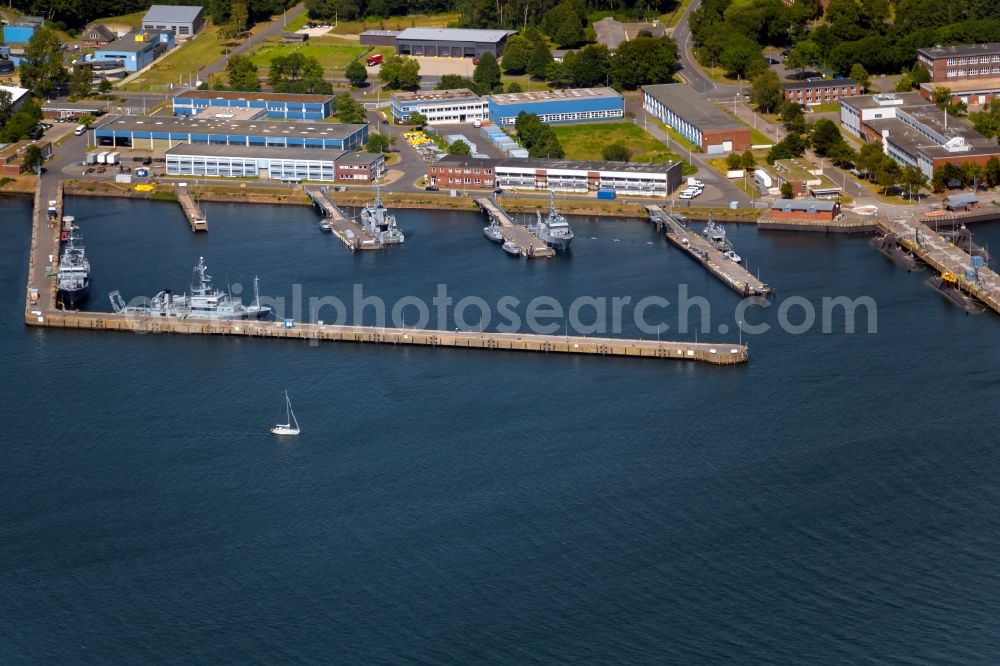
[678, 191, 695, 199]
[425, 184, 440, 191]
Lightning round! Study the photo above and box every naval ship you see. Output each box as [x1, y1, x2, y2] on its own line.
[528, 191, 573, 250]
[57, 234, 90, 308]
[109, 257, 271, 320]
[360, 182, 405, 245]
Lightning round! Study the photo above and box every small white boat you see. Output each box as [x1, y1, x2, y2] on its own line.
[269, 390, 300, 436]
[502, 240, 521, 256]
[319, 221, 332, 233]
[723, 249, 742, 263]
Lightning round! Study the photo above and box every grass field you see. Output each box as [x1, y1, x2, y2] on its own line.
[92, 10, 146, 30]
[296, 11, 460, 36]
[249, 38, 369, 76]
[122, 24, 229, 91]
[552, 122, 688, 165]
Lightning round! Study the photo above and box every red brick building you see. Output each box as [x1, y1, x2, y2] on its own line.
[784, 79, 860, 105]
[427, 155, 498, 189]
[769, 198, 840, 222]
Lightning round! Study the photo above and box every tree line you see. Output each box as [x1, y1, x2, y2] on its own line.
[6, 0, 287, 32]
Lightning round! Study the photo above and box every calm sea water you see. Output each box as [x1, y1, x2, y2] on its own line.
[2, 195, 1000, 664]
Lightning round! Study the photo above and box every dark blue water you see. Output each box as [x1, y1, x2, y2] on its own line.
[3, 195, 1000, 664]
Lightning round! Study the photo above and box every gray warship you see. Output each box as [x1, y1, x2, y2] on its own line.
[57, 234, 90, 308]
[109, 257, 271, 320]
[528, 191, 573, 250]
[360, 182, 405, 245]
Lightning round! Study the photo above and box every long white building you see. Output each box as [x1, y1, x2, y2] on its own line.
[389, 89, 488, 125]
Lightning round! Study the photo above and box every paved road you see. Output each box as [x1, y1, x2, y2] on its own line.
[672, 0, 741, 102]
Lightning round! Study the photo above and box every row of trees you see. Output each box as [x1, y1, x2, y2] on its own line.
[5, 0, 288, 31]
[268, 51, 333, 94]
[514, 111, 564, 159]
[932, 159, 1000, 192]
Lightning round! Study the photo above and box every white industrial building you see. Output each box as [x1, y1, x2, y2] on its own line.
[165, 144, 385, 183]
[389, 88, 488, 125]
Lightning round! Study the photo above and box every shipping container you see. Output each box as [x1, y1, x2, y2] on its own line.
[596, 189, 616, 200]
[107, 152, 120, 164]
[115, 174, 132, 183]
[96, 152, 109, 164]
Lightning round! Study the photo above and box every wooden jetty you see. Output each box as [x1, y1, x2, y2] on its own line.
[646, 205, 773, 298]
[22, 179, 748, 366]
[876, 217, 1000, 315]
[305, 186, 379, 251]
[475, 196, 556, 259]
[176, 185, 207, 231]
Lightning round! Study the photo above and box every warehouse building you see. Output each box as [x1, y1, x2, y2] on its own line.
[141, 5, 204, 39]
[642, 83, 751, 153]
[360, 27, 515, 58]
[89, 30, 175, 72]
[41, 100, 108, 120]
[173, 90, 335, 120]
[840, 92, 1000, 178]
[428, 155, 682, 196]
[487, 88, 624, 126]
[769, 198, 841, 222]
[93, 116, 368, 151]
[389, 89, 488, 125]
[165, 144, 385, 183]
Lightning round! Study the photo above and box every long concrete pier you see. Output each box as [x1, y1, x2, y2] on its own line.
[647, 205, 773, 298]
[176, 185, 207, 231]
[24, 179, 747, 365]
[305, 186, 379, 251]
[876, 217, 1000, 315]
[475, 197, 556, 258]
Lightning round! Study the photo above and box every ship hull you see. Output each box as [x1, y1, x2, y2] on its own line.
[484, 227, 504, 243]
[541, 233, 573, 251]
[58, 282, 90, 308]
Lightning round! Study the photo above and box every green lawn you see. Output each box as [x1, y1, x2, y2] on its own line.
[300, 11, 460, 36]
[122, 24, 229, 91]
[92, 10, 146, 29]
[750, 128, 772, 145]
[249, 38, 369, 76]
[501, 74, 553, 92]
[552, 122, 688, 165]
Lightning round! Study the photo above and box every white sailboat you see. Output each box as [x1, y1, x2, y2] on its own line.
[269, 391, 300, 436]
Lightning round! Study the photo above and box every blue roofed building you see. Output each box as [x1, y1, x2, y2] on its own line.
[89, 30, 175, 73]
[173, 90, 335, 120]
[2, 16, 43, 44]
[92, 115, 368, 152]
[486, 88, 624, 126]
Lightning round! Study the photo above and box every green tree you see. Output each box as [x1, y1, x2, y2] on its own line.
[69, 64, 93, 98]
[269, 52, 331, 94]
[827, 141, 857, 168]
[408, 112, 427, 128]
[230, 1, 248, 35]
[602, 142, 631, 161]
[367, 133, 390, 153]
[609, 35, 679, 90]
[473, 52, 502, 95]
[741, 150, 756, 170]
[542, 0, 585, 48]
[986, 156, 1000, 188]
[780, 181, 795, 198]
[345, 59, 367, 87]
[0, 100, 42, 143]
[78, 113, 95, 127]
[398, 58, 421, 90]
[932, 86, 952, 106]
[900, 165, 927, 201]
[19, 28, 69, 97]
[876, 156, 901, 194]
[98, 77, 113, 94]
[227, 56, 260, 91]
[909, 64, 930, 87]
[23, 144, 46, 172]
[334, 92, 366, 123]
[785, 40, 821, 78]
[726, 152, 743, 170]
[528, 40, 553, 79]
[810, 118, 843, 155]
[750, 69, 782, 113]
[447, 139, 471, 155]
[849, 63, 871, 92]
[856, 141, 885, 179]
[779, 101, 806, 133]
[570, 44, 611, 88]
[507, 81, 523, 93]
[545, 60, 573, 87]
[0, 90, 11, 128]
[719, 35, 765, 79]
[437, 74, 472, 90]
[501, 35, 533, 75]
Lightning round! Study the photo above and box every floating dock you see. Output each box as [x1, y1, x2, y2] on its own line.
[647, 205, 772, 298]
[23, 179, 747, 365]
[176, 185, 207, 231]
[305, 187, 379, 251]
[876, 217, 1000, 315]
[475, 197, 556, 258]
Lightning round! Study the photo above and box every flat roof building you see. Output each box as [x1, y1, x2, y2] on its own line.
[770, 198, 841, 222]
[841, 92, 1000, 178]
[164, 143, 385, 183]
[487, 87, 624, 126]
[389, 88, 487, 125]
[784, 79, 860, 106]
[142, 5, 204, 39]
[90, 30, 175, 72]
[916, 43, 1000, 83]
[428, 154, 683, 196]
[642, 83, 751, 153]
[0, 85, 31, 114]
[360, 27, 515, 58]
[194, 105, 269, 121]
[2, 16, 43, 44]
[93, 115, 368, 152]
[173, 90, 335, 120]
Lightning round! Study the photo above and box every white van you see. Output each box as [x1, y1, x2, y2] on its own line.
[74, 125, 87, 136]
